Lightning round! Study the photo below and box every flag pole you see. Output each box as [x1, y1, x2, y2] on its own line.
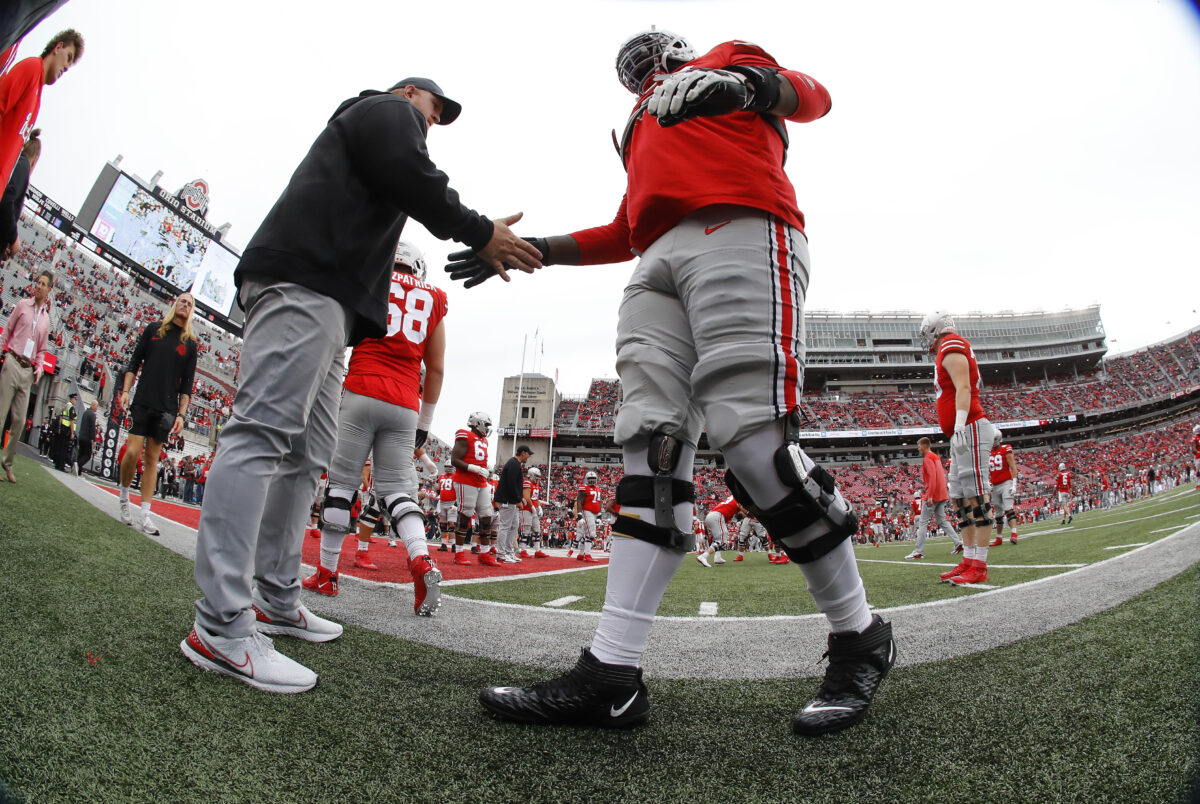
[547, 367, 558, 508]
[513, 334, 527, 457]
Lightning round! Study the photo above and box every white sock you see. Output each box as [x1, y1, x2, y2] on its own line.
[357, 540, 369, 551]
[320, 532, 343, 572]
[141, 501, 152, 515]
[119, 486, 130, 502]
[590, 537, 685, 667]
[965, 545, 977, 560]
[394, 513, 429, 560]
[796, 539, 873, 634]
[977, 546, 989, 563]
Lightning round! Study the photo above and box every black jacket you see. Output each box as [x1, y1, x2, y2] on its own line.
[0, 153, 30, 249]
[494, 457, 525, 505]
[236, 91, 493, 345]
[77, 407, 97, 443]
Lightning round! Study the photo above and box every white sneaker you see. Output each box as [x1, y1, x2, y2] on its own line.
[713, 555, 727, 565]
[139, 512, 161, 536]
[904, 551, 923, 560]
[696, 552, 711, 568]
[181, 622, 317, 694]
[119, 497, 133, 525]
[251, 592, 343, 643]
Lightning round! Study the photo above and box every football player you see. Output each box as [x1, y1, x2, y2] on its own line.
[460, 30, 892, 736]
[987, 428, 1020, 546]
[697, 495, 742, 567]
[519, 466, 549, 558]
[573, 470, 604, 563]
[921, 311, 997, 587]
[1190, 424, 1199, 490]
[435, 459, 457, 551]
[304, 241, 446, 616]
[1056, 462, 1074, 524]
[451, 412, 498, 566]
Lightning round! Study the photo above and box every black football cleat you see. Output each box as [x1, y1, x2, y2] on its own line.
[793, 614, 895, 736]
[479, 648, 650, 728]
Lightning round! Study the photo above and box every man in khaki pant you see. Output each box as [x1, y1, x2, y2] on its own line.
[0, 270, 52, 482]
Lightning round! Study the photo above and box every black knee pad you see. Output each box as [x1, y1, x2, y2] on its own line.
[611, 433, 696, 552]
[972, 502, 992, 528]
[725, 419, 857, 564]
[319, 487, 356, 534]
[1005, 509, 1018, 525]
[384, 494, 424, 537]
[479, 516, 497, 538]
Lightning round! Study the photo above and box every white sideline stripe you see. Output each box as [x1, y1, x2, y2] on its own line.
[1149, 528, 1178, 534]
[439, 563, 607, 587]
[953, 582, 997, 590]
[544, 595, 584, 608]
[1104, 542, 1149, 550]
[699, 602, 719, 616]
[857, 559, 1085, 569]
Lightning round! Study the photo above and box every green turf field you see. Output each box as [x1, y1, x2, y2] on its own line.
[1, 458, 1196, 803]
[446, 488, 1200, 616]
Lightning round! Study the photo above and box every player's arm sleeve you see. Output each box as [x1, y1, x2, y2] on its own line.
[725, 46, 831, 122]
[348, 102, 494, 251]
[567, 195, 636, 266]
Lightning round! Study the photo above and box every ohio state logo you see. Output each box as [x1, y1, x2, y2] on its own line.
[176, 179, 210, 214]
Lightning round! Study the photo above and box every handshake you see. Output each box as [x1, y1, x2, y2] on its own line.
[446, 236, 551, 289]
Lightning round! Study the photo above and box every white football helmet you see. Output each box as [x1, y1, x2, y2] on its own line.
[527, 467, 542, 479]
[616, 29, 696, 94]
[918, 310, 956, 352]
[1059, 462, 1066, 471]
[993, 428, 1003, 444]
[1194, 424, 1200, 435]
[467, 411, 492, 437]
[585, 470, 598, 485]
[394, 240, 427, 282]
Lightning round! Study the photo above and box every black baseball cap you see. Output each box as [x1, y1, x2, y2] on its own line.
[388, 77, 462, 125]
[516, 445, 533, 456]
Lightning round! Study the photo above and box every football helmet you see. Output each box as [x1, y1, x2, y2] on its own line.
[584, 471, 598, 485]
[1194, 424, 1200, 435]
[918, 310, 956, 352]
[394, 240, 427, 282]
[527, 467, 542, 479]
[993, 428, 1003, 445]
[616, 28, 695, 94]
[1059, 462, 1066, 471]
[468, 411, 492, 437]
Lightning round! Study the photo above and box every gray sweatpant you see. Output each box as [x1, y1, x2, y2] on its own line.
[914, 499, 961, 554]
[193, 278, 350, 638]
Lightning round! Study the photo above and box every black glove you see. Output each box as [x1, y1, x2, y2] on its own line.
[415, 429, 428, 450]
[445, 237, 550, 289]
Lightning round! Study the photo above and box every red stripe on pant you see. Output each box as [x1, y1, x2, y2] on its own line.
[970, 421, 984, 498]
[773, 220, 798, 411]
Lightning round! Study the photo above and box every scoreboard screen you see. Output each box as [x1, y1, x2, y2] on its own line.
[75, 164, 242, 326]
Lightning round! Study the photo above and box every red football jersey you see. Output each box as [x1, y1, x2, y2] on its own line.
[1192, 433, 1200, 458]
[989, 443, 1014, 485]
[344, 271, 448, 411]
[934, 333, 986, 437]
[0, 57, 42, 191]
[569, 41, 831, 263]
[437, 474, 456, 502]
[910, 499, 921, 516]
[710, 496, 741, 521]
[869, 507, 885, 524]
[579, 485, 603, 514]
[452, 428, 488, 488]
[1056, 471, 1072, 493]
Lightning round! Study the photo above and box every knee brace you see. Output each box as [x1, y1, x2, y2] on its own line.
[954, 498, 972, 530]
[384, 493, 424, 537]
[1005, 509, 1018, 525]
[319, 487, 357, 533]
[479, 516, 497, 538]
[612, 433, 696, 552]
[724, 413, 857, 564]
[972, 502, 992, 528]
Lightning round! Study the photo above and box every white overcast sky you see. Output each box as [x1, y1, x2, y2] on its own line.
[16, 0, 1200, 445]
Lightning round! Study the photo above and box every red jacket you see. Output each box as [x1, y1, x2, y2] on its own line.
[921, 450, 949, 503]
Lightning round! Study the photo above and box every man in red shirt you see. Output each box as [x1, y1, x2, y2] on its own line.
[451, 412, 496, 565]
[303, 242, 446, 615]
[919, 311, 996, 587]
[0, 29, 82, 191]
[868, 505, 886, 546]
[467, 30, 891, 737]
[518, 466, 549, 559]
[988, 428, 1020, 546]
[697, 494, 742, 567]
[573, 470, 604, 563]
[435, 460, 457, 552]
[1190, 424, 1198, 490]
[906, 438, 961, 560]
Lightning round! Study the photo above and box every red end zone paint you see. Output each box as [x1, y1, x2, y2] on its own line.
[95, 484, 606, 583]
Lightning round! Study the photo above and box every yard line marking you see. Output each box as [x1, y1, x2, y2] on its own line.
[699, 602, 719, 616]
[1104, 542, 1149, 550]
[1149, 527, 1178, 534]
[544, 595, 584, 608]
[952, 582, 997, 590]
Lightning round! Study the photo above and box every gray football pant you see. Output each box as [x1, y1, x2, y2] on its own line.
[327, 389, 418, 501]
[496, 503, 520, 555]
[193, 278, 349, 638]
[914, 500, 960, 553]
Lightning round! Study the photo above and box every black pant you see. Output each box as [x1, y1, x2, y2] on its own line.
[76, 441, 93, 474]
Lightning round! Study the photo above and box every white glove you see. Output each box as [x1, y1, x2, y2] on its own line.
[647, 68, 750, 127]
[950, 410, 968, 451]
[467, 464, 489, 478]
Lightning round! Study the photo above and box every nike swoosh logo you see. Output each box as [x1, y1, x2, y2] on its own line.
[610, 692, 639, 717]
[802, 704, 854, 714]
[704, 221, 732, 235]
